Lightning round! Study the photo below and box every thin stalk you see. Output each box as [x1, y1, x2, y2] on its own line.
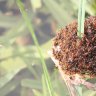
[77, 0, 86, 38]
[42, 75, 47, 96]
[76, 0, 86, 95]
[17, 0, 54, 96]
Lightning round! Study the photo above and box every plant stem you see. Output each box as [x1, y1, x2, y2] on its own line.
[17, 0, 54, 96]
[77, 0, 86, 38]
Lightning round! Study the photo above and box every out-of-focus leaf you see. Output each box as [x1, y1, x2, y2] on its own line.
[0, 80, 19, 96]
[43, 0, 74, 27]
[71, 0, 95, 15]
[33, 90, 43, 96]
[0, 23, 27, 45]
[31, 0, 42, 11]
[21, 79, 42, 90]
[41, 39, 52, 53]
[0, 13, 21, 28]
[0, 42, 52, 78]
[0, 57, 26, 72]
[90, 0, 96, 15]
[0, 69, 20, 88]
[0, 46, 39, 81]
[21, 87, 31, 96]
[83, 90, 96, 96]
[23, 58, 39, 79]
[6, 0, 15, 8]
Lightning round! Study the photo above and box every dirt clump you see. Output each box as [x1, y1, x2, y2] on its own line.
[52, 16, 96, 77]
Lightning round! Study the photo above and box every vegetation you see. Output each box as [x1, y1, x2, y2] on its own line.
[0, 0, 96, 96]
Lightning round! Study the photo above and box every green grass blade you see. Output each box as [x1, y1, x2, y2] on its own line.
[0, 80, 19, 96]
[42, 75, 48, 96]
[0, 70, 20, 88]
[21, 79, 42, 89]
[16, 0, 54, 96]
[77, 0, 86, 38]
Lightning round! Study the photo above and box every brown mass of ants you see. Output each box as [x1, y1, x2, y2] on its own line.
[52, 16, 96, 78]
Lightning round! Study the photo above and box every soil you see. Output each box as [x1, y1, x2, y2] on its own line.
[52, 16, 96, 77]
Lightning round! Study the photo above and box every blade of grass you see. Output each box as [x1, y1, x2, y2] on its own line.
[76, 0, 86, 95]
[42, 75, 48, 96]
[21, 79, 42, 90]
[0, 69, 20, 88]
[71, 0, 94, 15]
[0, 80, 19, 96]
[17, 0, 54, 96]
[77, 0, 86, 38]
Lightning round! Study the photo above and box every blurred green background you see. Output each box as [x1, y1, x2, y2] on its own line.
[0, 0, 96, 96]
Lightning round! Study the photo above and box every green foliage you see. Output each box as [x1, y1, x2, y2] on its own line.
[17, 0, 55, 96]
[21, 79, 42, 89]
[0, 80, 19, 96]
[43, 0, 74, 27]
[0, 0, 96, 96]
[77, 0, 86, 38]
